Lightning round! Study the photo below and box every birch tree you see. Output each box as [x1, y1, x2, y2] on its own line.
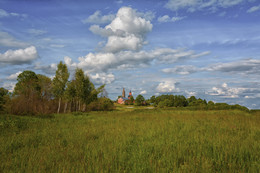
[52, 61, 69, 114]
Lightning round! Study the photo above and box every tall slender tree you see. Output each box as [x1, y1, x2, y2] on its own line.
[52, 61, 69, 114]
[64, 80, 76, 113]
[74, 68, 94, 111]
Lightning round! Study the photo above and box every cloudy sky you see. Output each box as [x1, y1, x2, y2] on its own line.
[0, 0, 260, 109]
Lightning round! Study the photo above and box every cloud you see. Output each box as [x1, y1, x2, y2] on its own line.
[33, 62, 57, 75]
[82, 10, 115, 24]
[115, 0, 123, 4]
[162, 59, 260, 75]
[74, 48, 208, 73]
[207, 83, 246, 98]
[0, 9, 8, 18]
[165, 0, 249, 12]
[206, 58, 260, 75]
[0, 31, 29, 48]
[50, 44, 65, 48]
[89, 73, 115, 85]
[2, 82, 16, 92]
[6, 71, 22, 80]
[0, 46, 38, 65]
[28, 29, 47, 36]
[157, 15, 185, 23]
[156, 81, 179, 93]
[136, 11, 156, 21]
[245, 94, 260, 99]
[185, 90, 197, 97]
[162, 65, 199, 75]
[0, 9, 27, 18]
[247, 5, 260, 13]
[89, 6, 153, 53]
[140, 90, 147, 95]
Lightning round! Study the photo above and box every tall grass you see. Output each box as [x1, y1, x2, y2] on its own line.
[0, 109, 259, 172]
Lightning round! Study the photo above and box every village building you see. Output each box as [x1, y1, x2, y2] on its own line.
[117, 88, 134, 104]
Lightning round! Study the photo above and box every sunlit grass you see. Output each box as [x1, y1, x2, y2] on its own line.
[0, 109, 259, 172]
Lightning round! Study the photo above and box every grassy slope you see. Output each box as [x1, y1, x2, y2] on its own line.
[0, 106, 260, 172]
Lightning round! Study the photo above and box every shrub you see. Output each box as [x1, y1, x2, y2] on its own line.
[87, 98, 114, 111]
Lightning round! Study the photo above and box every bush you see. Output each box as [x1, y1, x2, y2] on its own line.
[87, 98, 114, 111]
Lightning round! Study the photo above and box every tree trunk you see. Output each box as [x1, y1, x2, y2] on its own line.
[57, 97, 61, 114]
[78, 100, 81, 112]
[82, 103, 86, 112]
[64, 102, 67, 113]
[68, 101, 71, 113]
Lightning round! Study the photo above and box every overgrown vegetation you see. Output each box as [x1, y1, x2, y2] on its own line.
[0, 61, 114, 115]
[0, 108, 259, 172]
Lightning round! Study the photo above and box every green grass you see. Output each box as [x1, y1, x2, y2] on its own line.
[0, 108, 260, 172]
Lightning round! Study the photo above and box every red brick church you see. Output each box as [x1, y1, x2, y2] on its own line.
[117, 88, 134, 104]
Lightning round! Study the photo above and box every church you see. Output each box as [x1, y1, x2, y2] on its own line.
[117, 88, 134, 104]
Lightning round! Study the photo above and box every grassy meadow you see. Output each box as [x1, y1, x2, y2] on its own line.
[0, 106, 260, 172]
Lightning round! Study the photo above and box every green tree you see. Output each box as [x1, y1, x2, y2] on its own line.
[188, 96, 197, 104]
[13, 70, 41, 114]
[37, 74, 53, 113]
[74, 68, 93, 111]
[37, 74, 52, 100]
[135, 94, 145, 106]
[0, 87, 9, 113]
[64, 80, 76, 112]
[52, 61, 69, 114]
[150, 95, 156, 104]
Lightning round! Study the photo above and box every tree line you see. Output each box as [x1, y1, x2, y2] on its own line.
[134, 94, 249, 112]
[0, 61, 114, 115]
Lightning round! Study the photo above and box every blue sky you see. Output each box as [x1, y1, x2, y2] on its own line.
[0, 0, 260, 109]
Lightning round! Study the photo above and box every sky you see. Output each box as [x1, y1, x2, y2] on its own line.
[0, 0, 260, 109]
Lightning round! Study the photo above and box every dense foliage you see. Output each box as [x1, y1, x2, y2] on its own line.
[0, 62, 113, 115]
[147, 94, 249, 112]
[0, 87, 10, 113]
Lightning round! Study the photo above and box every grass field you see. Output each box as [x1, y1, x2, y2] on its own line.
[0, 106, 260, 172]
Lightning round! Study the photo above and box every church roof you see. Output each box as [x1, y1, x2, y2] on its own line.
[120, 97, 129, 101]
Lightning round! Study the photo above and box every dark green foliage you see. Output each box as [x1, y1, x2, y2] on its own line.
[14, 70, 41, 97]
[37, 74, 52, 100]
[87, 97, 114, 111]
[12, 71, 41, 115]
[149, 94, 248, 112]
[0, 88, 9, 113]
[135, 94, 145, 106]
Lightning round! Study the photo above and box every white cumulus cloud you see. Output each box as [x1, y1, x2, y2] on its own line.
[140, 90, 147, 94]
[74, 48, 208, 73]
[0, 46, 38, 65]
[6, 71, 22, 80]
[156, 81, 180, 93]
[89, 6, 153, 53]
[207, 83, 246, 98]
[89, 73, 115, 85]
